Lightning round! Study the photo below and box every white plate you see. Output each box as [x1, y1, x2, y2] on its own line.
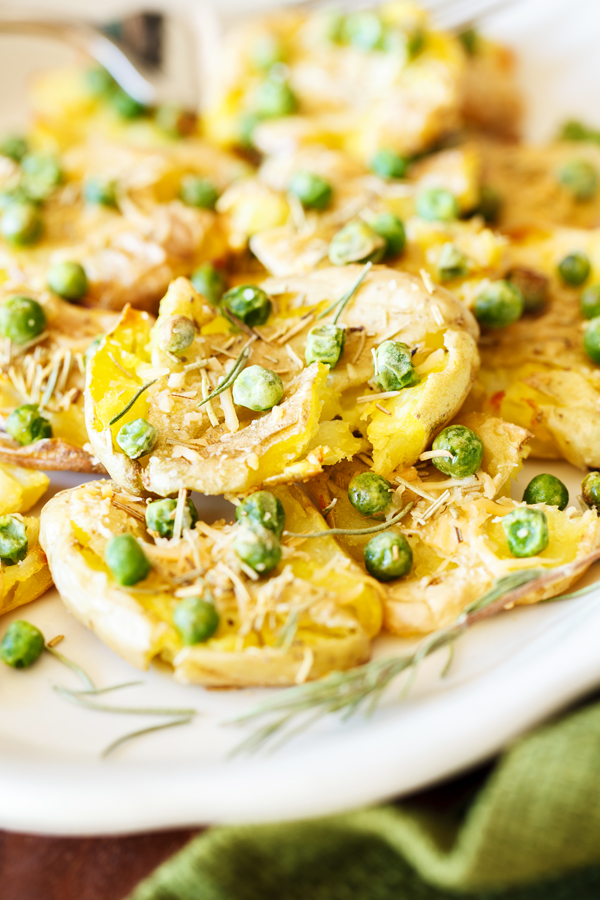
[1, 0, 600, 837]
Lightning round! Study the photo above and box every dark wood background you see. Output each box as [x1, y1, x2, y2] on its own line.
[0, 828, 200, 900]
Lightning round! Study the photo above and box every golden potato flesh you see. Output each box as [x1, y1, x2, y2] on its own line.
[0, 286, 117, 471]
[85, 270, 478, 495]
[39, 480, 383, 686]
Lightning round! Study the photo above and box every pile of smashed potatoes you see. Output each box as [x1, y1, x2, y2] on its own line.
[2, 0, 600, 687]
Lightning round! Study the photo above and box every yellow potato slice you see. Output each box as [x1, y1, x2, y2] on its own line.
[85, 269, 478, 494]
[39, 480, 383, 686]
[474, 227, 600, 468]
[0, 463, 49, 515]
[0, 516, 53, 616]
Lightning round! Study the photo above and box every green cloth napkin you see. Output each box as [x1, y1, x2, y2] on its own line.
[128, 693, 600, 900]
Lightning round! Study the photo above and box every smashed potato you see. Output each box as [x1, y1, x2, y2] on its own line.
[85, 270, 478, 495]
[39, 480, 383, 686]
[307, 412, 600, 634]
[0, 285, 116, 471]
[0, 516, 53, 616]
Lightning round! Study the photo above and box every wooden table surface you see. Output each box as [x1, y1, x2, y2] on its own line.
[0, 828, 200, 900]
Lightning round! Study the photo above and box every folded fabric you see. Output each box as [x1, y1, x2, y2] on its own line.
[128, 693, 600, 900]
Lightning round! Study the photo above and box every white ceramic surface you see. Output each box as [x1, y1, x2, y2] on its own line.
[1, 0, 600, 837]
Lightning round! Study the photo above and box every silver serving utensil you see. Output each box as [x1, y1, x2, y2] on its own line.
[0, 9, 205, 109]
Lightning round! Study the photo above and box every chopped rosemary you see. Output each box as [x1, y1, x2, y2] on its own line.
[229, 552, 600, 754]
[317, 262, 372, 323]
[198, 338, 254, 408]
[108, 379, 158, 426]
[102, 716, 193, 759]
[68, 681, 144, 696]
[284, 503, 413, 539]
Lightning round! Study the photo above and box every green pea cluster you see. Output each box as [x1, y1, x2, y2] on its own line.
[0, 147, 63, 246]
[234, 490, 286, 574]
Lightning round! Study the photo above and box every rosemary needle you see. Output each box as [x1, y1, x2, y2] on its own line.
[53, 685, 196, 717]
[68, 681, 144, 697]
[198, 339, 254, 408]
[317, 262, 372, 322]
[109, 379, 158, 426]
[284, 503, 413, 539]
[45, 646, 94, 690]
[102, 717, 193, 759]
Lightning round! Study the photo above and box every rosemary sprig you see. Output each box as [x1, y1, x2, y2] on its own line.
[198, 338, 255, 408]
[108, 379, 158, 426]
[284, 503, 413, 539]
[102, 716, 193, 758]
[229, 552, 600, 754]
[317, 262, 373, 323]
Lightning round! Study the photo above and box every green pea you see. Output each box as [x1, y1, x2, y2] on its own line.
[105, 533, 151, 586]
[348, 472, 393, 517]
[83, 177, 117, 207]
[145, 497, 199, 539]
[21, 152, 62, 202]
[173, 594, 219, 645]
[6, 404, 52, 446]
[235, 491, 286, 539]
[111, 89, 147, 119]
[191, 263, 227, 306]
[250, 34, 286, 71]
[179, 175, 219, 210]
[558, 251, 590, 286]
[288, 171, 333, 211]
[371, 212, 406, 258]
[507, 267, 548, 314]
[0, 620, 44, 668]
[476, 185, 502, 224]
[234, 523, 282, 574]
[154, 104, 194, 138]
[522, 474, 569, 510]
[583, 316, 600, 363]
[436, 243, 468, 282]
[559, 120, 600, 143]
[84, 66, 116, 98]
[557, 159, 599, 201]
[84, 336, 103, 367]
[237, 113, 260, 149]
[502, 508, 549, 558]
[221, 285, 271, 327]
[158, 315, 195, 355]
[582, 472, 600, 511]
[321, 11, 345, 43]
[581, 284, 600, 319]
[329, 220, 386, 266]
[416, 187, 459, 222]
[459, 27, 479, 55]
[0, 515, 28, 564]
[254, 76, 298, 119]
[1, 201, 43, 245]
[0, 295, 46, 345]
[47, 261, 88, 301]
[233, 365, 284, 411]
[116, 418, 158, 459]
[406, 28, 426, 59]
[474, 279, 524, 329]
[432, 425, 484, 478]
[0, 135, 28, 163]
[370, 149, 409, 180]
[305, 323, 345, 367]
[364, 531, 413, 582]
[373, 340, 418, 391]
[343, 12, 385, 51]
